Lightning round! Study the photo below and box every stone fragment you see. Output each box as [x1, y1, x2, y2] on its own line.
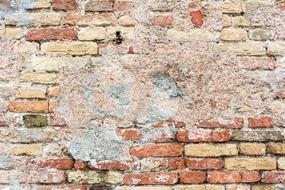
[249, 29, 273, 41]
[231, 131, 284, 141]
[23, 115, 48, 128]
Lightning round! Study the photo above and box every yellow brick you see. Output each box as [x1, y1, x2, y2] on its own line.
[9, 144, 42, 155]
[4, 28, 23, 39]
[251, 185, 275, 190]
[221, 28, 247, 41]
[224, 157, 276, 170]
[213, 42, 266, 55]
[185, 144, 238, 157]
[18, 88, 46, 99]
[21, 73, 57, 84]
[41, 42, 98, 55]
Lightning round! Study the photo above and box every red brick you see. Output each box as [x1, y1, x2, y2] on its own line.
[8, 100, 49, 113]
[239, 57, 276, 70]
[275, 91, 285, 99]
[85, 0, 113, 12]
[208, 171, 241, 183]
[175, 121, 186, 128]
[190, 10, 204, 27]
[52, 0, 78, 10]
[114, 0, 134, 11]
[262, 171, 285, 183]
[199, 117, 243, 129]
[248, 117, 272, 128]
[91, 160, 130, 171]
[279, 2, 285, 10]
[169, 158, 186, 170]
[179, 171, 206, 184]
[117, 128, 142, 141]
[31, 158, 74, 170]
[177, 130, 229, 142]
[185, 158, 223, 170]
[150, 16, 173, 26]
[123, 172, 178, 185]
[26, 27, 77, 41]
[241, 171, 260, 182]
[74, 160, 88, 170]
[129, 144, 183, 157]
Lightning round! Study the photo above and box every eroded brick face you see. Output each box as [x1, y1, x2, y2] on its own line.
[0, 0, 285, 189]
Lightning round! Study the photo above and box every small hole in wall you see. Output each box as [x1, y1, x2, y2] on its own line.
[241, 11, 245, 16]
[114, 31, 123, 44]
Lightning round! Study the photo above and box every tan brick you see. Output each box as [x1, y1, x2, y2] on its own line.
[226, 185, 250, 190]
[48, 86, 61, 97]
[4, 28, 23, 39]
[8, 100, 49, 113]
[78, 27, 106, 41]
[267, 41, 285, 55]
[41, 42, 98, 55]
[224, 157, 276, 170]
[18, 88, 46, 99]
[223, 0, 245, 13]
[251, 185, 275, 190]
[21, 73, 57, 84]
[173, 185, 225, 190]
[118, 15, 135, 26]
[278, 157, 285, 169]
[267, 143, 285, 154]
[167, 29, 219, 42]
[63, 13, 115, 26]
[29, 56, 91, 72]
[232, 16, 250, 27]
[221, 28, 247, 41]
[223, 15, 231, 27]
[185, 144, 238, 157]
[239, 143, 266, 155]
[213, 42, 266, 55]
[9, 144, 42, 156]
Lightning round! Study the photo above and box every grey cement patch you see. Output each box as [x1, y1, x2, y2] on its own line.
[69, 127, 129, 162]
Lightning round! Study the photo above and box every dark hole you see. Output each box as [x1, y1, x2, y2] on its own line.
[241, 11, 244, 16]
[115, 31, 123, 44]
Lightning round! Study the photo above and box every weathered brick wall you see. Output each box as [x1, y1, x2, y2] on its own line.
[0, 0, 285, 189]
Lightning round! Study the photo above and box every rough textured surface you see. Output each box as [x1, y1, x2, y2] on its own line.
[0, 0, 285, 189]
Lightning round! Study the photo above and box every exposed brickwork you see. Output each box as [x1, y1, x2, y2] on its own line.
[0, 0, 284, 189]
